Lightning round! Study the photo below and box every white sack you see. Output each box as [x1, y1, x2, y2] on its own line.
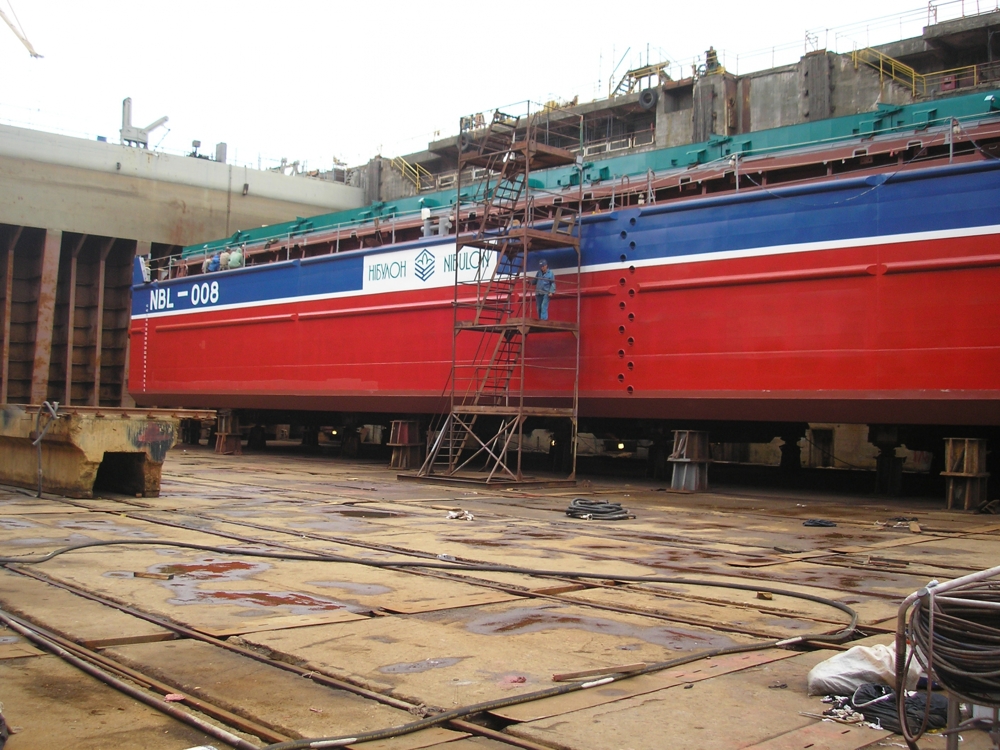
[807, 643, 924, 696]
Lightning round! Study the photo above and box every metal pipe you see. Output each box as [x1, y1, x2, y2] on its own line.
[0, 609, 259, 750]
[32, 401, 60, 497]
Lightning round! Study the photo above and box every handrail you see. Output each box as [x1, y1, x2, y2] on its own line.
[852, 47, 925, 95]
[852, 47, 994, 97]
[390, 155, 433, 191]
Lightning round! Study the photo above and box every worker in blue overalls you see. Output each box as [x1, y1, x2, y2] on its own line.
[533, 258, 555, 320]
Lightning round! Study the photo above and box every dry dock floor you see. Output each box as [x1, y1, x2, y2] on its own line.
[0, 445, 997, 750]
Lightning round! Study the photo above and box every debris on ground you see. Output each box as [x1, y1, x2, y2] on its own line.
[803, 519, 837, 527]
[825, 684, 949, 734]
[446, 509, 474, 521]
[808, 644, 923, 696]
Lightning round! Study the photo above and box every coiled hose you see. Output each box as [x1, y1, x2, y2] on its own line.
[565, 498, 634, 520]
[898, 578, 1000, 748]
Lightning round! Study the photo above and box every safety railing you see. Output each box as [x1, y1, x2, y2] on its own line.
[148, 201, 460, 281]
[852, 47, 997, 97]
[390, 155, 434, 191]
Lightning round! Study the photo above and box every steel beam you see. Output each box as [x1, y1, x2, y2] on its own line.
[91, 237, 114, 406]
[29, 228, 62, 405]
[63, 234, 86, 405]
[1, 225, 23, 404]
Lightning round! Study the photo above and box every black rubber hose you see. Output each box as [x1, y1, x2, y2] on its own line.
[565, 498, 634, 520]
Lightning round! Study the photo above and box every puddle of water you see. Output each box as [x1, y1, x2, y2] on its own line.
[446, 538, 511, 548]
[467, 606, 737, 650]
[134, 555, 357, 614]
[295, 520, 382, 534]
[764, 617, 811, 631]
[57, 520, 154, 538]
[511, 530, 565, 540]
[379, 657, 464, 674]
[9, 529, 95, 546]
[307, 580, 392, 596]
[0, 518, 38, 530]
[328, 509, 402, 519]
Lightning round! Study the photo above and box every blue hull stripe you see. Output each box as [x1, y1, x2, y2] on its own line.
[134, 163, 1000, 320]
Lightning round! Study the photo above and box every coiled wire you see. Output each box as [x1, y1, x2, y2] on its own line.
[899, 579, 1000, 747]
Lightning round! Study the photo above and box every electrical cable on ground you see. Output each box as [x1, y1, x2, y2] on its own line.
[260, 640, 800, 750]
[0, 537, 859, 636]
[0, 537, 858, 749]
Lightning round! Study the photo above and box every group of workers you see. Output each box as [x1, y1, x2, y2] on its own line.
[202, 245, 245, 273]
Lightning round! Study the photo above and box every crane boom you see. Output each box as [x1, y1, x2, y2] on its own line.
[0, 7, 41, 58]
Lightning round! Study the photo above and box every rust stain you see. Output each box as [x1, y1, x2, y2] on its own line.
[155, 559, 265, 579]
[129, 421, 176, 463]
[175, 589, 347, 611]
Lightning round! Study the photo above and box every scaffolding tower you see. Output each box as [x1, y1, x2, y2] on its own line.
[417, 107, 582, 484]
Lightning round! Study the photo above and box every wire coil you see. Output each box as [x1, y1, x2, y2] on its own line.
[898, 577, 1000, 747]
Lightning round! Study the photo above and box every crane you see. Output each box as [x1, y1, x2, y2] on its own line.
[0, 4, 41, 58]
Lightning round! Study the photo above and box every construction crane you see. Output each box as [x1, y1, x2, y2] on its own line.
[0, 4, 41, 58]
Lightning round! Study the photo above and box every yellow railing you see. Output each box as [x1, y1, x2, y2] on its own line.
[852, 48, 925, 95]
[390, 155, 433, 191]
[852, 47, 984, 97]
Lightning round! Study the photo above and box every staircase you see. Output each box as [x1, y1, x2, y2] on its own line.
[389, 155, 433, 191]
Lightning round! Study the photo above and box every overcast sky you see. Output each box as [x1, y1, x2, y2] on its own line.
[0, 0, 981, 171]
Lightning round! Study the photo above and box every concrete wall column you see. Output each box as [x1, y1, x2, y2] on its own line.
[29, 228, 62, 405]
[692, 79, 717, 142]
[1, 226, 23, 403]
[800, 52, 833, 121]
